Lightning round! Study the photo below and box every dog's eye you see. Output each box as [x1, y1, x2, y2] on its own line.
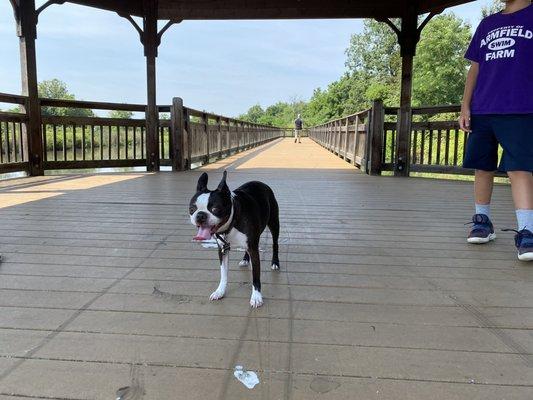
[211, 207, 219, 214]
[189, 206, 197, 214]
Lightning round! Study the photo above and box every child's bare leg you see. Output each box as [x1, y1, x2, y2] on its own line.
[474, 170, 495, 217]
[475, 170, 495, 205]
[507, 171, 533, 212]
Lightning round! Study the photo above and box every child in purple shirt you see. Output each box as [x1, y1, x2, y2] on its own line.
[459, 0, 533, 260]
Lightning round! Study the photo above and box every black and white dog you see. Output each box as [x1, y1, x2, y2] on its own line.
[189, 171, 280, 308]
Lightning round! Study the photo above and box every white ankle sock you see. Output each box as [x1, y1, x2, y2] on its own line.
[475, 204, 491, 218]
[516, 209, 533, 231]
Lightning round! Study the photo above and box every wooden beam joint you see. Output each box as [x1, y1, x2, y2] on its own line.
[35, 0, 66, 24]
[377, 7, 442, 57]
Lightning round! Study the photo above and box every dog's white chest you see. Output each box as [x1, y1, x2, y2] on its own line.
[226, 228, 248, 250]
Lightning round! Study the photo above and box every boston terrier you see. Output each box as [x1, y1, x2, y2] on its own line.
[189, 171, 280, 308]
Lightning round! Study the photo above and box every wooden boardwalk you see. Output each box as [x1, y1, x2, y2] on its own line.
[0, 138, 531, 399]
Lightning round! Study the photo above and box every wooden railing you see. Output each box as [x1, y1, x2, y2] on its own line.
[0, 93, 30, 174]
[308, 102, 490, 177]
[308, 100, 384, 174]
[0, 93, 283, 174]
[308, 109, 371, 169]
[382, 105, 475, 175]
[3, 91, 482, 178]
[170, 98, 284, 170]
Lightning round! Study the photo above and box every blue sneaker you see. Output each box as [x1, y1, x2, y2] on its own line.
[503, 229, 533, 261]
[467, 214, 496, 244]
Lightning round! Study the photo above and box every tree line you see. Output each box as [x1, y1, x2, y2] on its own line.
[238, 2, 501, 128]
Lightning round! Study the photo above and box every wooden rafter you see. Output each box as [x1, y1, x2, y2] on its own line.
[9, 0, 19, 20]
[157, 19, 181, 43]
[35, 0, 67, 21]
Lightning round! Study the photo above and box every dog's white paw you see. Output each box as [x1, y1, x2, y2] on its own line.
[249, 289, 263, 308]
[271, 263, 279, 270]
[239, 259, 249, 267]
[209, 289, 225, 301]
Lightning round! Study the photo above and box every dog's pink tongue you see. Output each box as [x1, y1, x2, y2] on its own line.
[194, 226, 212, 241]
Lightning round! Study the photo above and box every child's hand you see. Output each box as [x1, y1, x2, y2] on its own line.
[459, 109, 471, 132]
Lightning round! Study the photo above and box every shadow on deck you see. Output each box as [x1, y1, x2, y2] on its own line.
[0, 138, 531, 399]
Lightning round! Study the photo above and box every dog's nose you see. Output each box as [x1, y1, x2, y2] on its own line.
[196, 211, 208, 224]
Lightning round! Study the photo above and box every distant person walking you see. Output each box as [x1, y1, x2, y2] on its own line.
[294, 114, 303, 143]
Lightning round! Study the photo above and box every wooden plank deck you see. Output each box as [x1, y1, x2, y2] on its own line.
[0, 138, 531, 399]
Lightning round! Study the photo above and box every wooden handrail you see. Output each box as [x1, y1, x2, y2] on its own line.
[0, 92, 27, 105]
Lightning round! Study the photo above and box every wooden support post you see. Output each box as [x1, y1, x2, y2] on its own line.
[396, 12, 416, 177]
[353, 115, 360, 166]
[367, 100, 384, 175]
[17, 0, 44, 175]
[170, 97, 185, 171]
[226, 118, 231, 154]
[343, 117, 349, 159]
[377, 8, 440, 176]
[216, 116, 222, 159]
[203, 112, 209, 164]
[143, 0, 159, 172]
[184, 108, 191, 168]
[236, 122, 241, 152]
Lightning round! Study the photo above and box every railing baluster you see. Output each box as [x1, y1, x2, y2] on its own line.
[453, 130, 459, 166]
[91, 125, 95, 161]
[82, 125, 86, 161]
[412, 129, 418, 164]
[444, 129, 450, 166]
[0, 122, 4, 164]
[108, 126, 112, 160]
[133, 126, 137, 159]
[73, 124, 77, 161]
[428, 130, 433, 165]
[100, 125, 104, 161]
[436, 129, 441, 165]
[7, 122, 12, 163]
[62, 124, 67, 161]
[420, 129, 425, 164]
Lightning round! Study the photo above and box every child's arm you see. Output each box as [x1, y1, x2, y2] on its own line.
[459, 62, 479, 132]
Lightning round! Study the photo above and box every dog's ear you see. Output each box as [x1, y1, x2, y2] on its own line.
[197, 172, 208, 192]
[217, 170, 229, 193]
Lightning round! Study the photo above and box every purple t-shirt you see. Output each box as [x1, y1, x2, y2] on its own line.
[465, 4, 533, 114]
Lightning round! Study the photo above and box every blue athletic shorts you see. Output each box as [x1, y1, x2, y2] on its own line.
[463, 114, 533, 172]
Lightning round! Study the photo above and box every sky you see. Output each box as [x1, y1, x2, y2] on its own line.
[0, 0, 493, 116]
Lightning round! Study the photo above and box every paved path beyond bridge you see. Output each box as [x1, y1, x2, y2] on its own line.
[0, 138, 531, 399]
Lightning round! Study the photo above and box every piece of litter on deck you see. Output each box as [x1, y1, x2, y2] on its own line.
[233, 365, 260, 389]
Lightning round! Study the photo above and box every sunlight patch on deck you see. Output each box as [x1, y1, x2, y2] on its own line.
[11, 174, 146, 192]
[0, 192, 63, 209]
[235, 138, 356, 170]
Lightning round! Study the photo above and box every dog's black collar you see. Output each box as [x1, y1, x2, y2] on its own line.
[214, 196, 236, 256]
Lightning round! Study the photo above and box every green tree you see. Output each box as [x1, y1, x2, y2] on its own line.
[413, 14, 472, 106]
[344, 14, 471, 108]
[38, 79, 94, 117]
[108, 110, 133, 119]
[239, 12, 472, 127]
[482, 0, 503, 17]
[239, 104, 265, 123]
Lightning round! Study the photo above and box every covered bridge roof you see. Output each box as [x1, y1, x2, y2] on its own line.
[66, 0, 475, 20]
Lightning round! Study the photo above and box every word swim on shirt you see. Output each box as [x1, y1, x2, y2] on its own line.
[465, 4, 533, 114]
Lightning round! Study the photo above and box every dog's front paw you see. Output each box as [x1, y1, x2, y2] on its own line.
[239, 259, 249, 267]
[249, 289, 263, 308]
[271, 263, 279, 270]
[209, 289, 225, 301]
